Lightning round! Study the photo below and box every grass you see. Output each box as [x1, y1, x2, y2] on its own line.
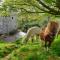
[0, 35, 60, 60]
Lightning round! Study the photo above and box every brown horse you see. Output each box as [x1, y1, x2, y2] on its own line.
[39, 21, 59, 48]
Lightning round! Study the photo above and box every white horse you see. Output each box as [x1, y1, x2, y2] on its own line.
[24, 26, 41, 43]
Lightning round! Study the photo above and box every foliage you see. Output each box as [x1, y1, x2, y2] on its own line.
[0, 43, 17, 58]
[0, 0, 60, 60]
[0, 35, 60, 60]
[51, 36, 60, 56]
[1, 0, 60, 16]
[0, 11, 10, 16]
[17, 14, 50, 32]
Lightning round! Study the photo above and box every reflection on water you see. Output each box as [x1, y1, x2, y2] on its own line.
[1, 31, 27, 42]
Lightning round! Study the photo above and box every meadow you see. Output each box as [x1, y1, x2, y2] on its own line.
[0, 35, 60, 60]
[0, 0, 60, 60]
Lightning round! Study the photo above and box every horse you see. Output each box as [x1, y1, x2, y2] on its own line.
[24, 26, 41, 43]
[39, 21, 59, 49]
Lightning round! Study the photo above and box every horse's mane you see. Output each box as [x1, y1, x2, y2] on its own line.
[44, 21, 59, 35]
[40, 21, 59, 40]
[47, 21, 59, 31]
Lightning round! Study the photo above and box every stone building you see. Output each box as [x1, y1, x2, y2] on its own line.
[0, 12, 18, 34]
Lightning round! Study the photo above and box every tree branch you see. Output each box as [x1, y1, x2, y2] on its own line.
[19, 8, 59, 15]
[36, 0, 60, 15]
[15, 3, 49, 12]
[20, 2, 60, 15]
[14, 3, 60, 15]
[20, 8, 45, 13]
[16, 3, 52, 14]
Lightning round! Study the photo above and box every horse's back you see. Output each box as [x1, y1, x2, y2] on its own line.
[27, 26, 40, 35]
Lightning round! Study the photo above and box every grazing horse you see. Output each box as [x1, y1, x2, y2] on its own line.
[39, 21, 59, 48]
[24, 26, 41, 43]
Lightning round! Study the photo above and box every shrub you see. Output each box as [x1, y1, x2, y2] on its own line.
[51, 35, 60, 56]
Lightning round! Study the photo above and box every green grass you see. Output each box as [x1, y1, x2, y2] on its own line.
[0, 35, 60, 60]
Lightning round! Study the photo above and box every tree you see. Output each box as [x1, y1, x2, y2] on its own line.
[1, 0, 60, 15]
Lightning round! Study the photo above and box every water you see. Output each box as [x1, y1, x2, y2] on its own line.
[1, 31, 27, 42]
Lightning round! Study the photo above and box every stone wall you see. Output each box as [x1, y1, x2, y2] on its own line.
[0, 12, 18, 34]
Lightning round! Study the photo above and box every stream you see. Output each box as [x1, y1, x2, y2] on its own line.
[1, 31, 27, 42]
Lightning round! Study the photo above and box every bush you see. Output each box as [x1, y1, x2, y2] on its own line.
[26, 51, 49, 60]
[51, 35, 60, 56]
[0, 44, 17, 58]
[18, 19, 41, 32]
[20, 45, 30, 52]
[51, 41, 60, 56]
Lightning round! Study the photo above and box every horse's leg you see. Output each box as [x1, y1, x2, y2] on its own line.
[48, 41, 52, 48]
[25, 38, 28, 43]
[31, 36, 34, 43]
[23, 38, 28, 44]
[45, 40, 47, 48]
[24, 35, 30, 44]
[35, 35, 39, 42]
[32, 38, 34, 43]
[45, 41, 50, 51]
[45, 41, 52, 51]
[43, 40, 48, 51]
